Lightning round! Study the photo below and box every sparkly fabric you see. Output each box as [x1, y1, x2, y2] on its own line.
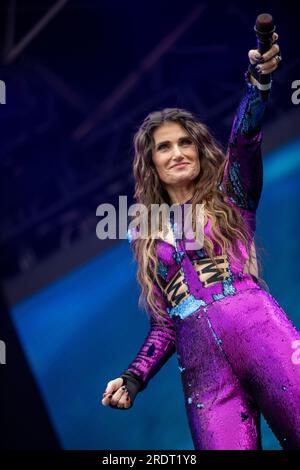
[167, 294, 207, 320]
[175, 287, 300, 450]
[157, 259, 168, 281]
[122, 280, 177, 392]
[223, 78, 266, 212]
[123, 77, 300, 449]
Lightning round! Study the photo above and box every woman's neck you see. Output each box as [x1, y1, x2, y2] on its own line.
[167, 186, 195, 205]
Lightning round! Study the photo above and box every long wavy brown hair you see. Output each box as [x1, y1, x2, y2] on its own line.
[129, 107, 266, 326]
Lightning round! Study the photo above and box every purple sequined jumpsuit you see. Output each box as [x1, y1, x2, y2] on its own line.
[124, 77, 300, 450]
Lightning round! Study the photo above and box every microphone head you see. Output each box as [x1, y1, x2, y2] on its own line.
[255, 13, 274, 33]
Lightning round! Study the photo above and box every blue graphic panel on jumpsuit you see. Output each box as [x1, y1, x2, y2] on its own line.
[10, 137, 300, 450]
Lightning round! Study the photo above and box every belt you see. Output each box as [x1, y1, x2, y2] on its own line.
[164, 254, 230, 309]
[163, 254, 260, 320]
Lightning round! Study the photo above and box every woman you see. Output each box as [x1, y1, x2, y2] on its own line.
[102, 34, 300, 450]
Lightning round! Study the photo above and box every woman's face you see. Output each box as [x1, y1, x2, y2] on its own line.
[152, 122, 200, 188]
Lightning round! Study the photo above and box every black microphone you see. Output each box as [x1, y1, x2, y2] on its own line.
[254, 13, 276, 102]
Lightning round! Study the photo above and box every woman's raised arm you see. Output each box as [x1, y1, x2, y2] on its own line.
[222, 32, 281, 212]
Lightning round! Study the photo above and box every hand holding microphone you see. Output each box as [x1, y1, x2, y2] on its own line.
[248, 13, 282, 101]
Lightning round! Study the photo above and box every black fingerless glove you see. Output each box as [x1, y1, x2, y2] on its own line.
[120, 370, 144, 408]
[107, 371, 144, 410]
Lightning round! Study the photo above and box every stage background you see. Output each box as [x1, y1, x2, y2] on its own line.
[1, 0, 300, 450]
